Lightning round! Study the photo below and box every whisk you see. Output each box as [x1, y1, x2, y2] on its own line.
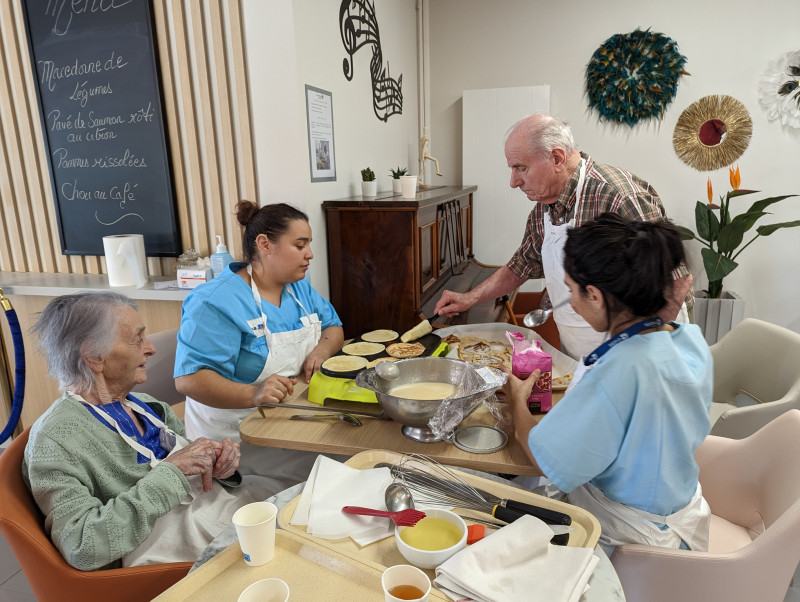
[389, 453, 571, 526]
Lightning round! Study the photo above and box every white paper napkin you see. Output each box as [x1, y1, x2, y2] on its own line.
[290, 455, 394, 545]
[434, 514, 598, 602]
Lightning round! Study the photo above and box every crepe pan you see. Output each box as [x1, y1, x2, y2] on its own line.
[319, 332, 444, 379]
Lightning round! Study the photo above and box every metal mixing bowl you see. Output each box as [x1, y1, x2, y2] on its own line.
[355, 357, 498, 442]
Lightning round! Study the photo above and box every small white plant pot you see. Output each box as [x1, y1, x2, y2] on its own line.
[392, 178, 402, 193]
[361, 180, 377, 197]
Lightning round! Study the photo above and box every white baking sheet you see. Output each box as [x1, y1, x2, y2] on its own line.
[435, 323, 578, 378]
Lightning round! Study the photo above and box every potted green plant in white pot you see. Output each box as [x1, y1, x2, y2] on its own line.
[677, 165, 799, 343]
[389, 166, 407, 194]
[361, 167, 377, 197]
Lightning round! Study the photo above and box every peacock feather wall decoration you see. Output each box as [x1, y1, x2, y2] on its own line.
[586, 28, 689, 127]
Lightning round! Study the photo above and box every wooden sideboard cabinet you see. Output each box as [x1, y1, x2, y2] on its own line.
[323, 185, 507, 338]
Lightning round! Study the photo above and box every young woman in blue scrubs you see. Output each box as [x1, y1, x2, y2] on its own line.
[175, 201, 344, 491]
[505, 213, 713, 555]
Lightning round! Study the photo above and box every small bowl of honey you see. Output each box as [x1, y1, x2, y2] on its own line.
[394, 508, 467, 569]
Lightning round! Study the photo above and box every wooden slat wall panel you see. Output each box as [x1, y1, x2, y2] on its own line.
[0, 0, 256, 277]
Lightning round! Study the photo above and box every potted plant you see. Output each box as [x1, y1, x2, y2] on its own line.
[361, 167, 377, 197]
[677, 165, 799, 341]
[389, 166, 407, 193]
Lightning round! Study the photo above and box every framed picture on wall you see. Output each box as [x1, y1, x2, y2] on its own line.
[305, 85, 336, 182]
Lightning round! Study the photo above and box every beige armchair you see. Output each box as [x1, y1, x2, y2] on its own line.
[610, 409, 800, 602]
[708, 318, 800, 439]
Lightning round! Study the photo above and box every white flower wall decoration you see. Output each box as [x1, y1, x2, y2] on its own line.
[758, 50, 800, 129]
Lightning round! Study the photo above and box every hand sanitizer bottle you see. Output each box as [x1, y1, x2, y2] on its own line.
[210, 235, 234, 278]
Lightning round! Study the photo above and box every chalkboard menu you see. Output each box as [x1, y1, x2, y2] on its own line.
[22, 0, 180, 257]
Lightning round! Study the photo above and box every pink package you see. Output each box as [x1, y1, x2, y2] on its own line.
[505, 332, 553, 413]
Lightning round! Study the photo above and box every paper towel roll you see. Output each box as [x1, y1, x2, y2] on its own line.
[103, 234, 148, 288]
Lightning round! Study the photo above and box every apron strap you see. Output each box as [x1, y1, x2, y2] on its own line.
[70, 392, 181, 467]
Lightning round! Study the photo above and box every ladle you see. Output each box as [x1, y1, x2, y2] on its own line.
[289, 413, 362, 427]
[385, 482, 415, 512]
[375, 360, 400, 380]
[523, 297, 572, 328]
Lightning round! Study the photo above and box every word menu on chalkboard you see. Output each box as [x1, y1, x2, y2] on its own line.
[22, 0, 180, 257]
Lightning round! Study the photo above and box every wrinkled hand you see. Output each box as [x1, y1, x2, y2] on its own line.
[253, 374, 296, 406]
[659, 273, 693, 322]
[303, 351, 327, 383]
[163, 437, 220, 492]
[211, 437, 240, 480]
[433, 290, 473, 317]
[500, 366, 541, 409]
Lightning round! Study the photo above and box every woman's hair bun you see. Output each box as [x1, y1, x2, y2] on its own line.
[235, 200, 259, 226]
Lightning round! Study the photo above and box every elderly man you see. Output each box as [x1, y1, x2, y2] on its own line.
[434, 113, 691, 359]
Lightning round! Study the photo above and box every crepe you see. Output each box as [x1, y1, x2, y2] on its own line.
[360, 329, 399, 343]
[386, 342, 426, 358]
[552, 373, 573, 390]
[456, 336, 512, 370]
[341, 341, 385, 356]
[322, 355, 369, 373]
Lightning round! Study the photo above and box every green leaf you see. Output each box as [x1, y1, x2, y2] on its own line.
[701, 248, 738, 282]
[756, 220, 800, 236]
[730, 209, 768, 228]
[716, 219, 754, 253]
[676, 225, 698, 241]
[694, 202, 720, 242]
[745, 194, 797, 214]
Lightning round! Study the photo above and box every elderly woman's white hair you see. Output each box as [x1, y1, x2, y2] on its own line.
[31, 291, 137, 392]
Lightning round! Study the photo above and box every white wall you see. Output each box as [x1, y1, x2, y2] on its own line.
[428, 0, 800, 332]
[242, 0, 420, 299]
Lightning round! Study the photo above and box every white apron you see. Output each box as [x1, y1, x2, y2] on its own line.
[184, 266, 322, 485]
[79, 396, 254, 567]
[568, 481, 710, 557]
[541, 159, 606, 360]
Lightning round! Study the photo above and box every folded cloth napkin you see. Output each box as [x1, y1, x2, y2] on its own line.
[290, 455, 394, 546]
[434, 514, 598, 602]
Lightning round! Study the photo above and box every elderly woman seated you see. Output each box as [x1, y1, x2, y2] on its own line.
[23, 291, 275, 570]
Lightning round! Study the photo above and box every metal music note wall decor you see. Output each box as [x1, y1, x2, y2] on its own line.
[339, 0, 403, 122]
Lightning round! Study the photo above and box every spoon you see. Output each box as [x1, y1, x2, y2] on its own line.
[289, 413, 363, 426]
[385, 482, 415, 512]
[375, 360, 400, 380]
[523, 297, 572, 327]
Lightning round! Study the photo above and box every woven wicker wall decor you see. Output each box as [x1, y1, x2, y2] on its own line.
[673, 95, 752, 171]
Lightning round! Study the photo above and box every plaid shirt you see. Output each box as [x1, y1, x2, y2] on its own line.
[507, 153, 693, 306]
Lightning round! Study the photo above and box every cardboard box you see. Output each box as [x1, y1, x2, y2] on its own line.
[177, 267, 212, 289]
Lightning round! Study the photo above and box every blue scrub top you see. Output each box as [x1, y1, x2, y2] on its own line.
[174, 262, 342, 384]
[529, 324, 712, 516]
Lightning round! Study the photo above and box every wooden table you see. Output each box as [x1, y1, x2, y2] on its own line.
[239, 379, 563, 477]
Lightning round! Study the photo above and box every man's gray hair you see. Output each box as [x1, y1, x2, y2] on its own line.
[507, 114, 577, 159]
[30, 291, 137, 392]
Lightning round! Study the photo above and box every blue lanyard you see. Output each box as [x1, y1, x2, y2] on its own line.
[583, 317, 664, 366]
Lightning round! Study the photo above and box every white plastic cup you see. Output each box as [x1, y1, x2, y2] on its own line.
[232, 501, 278, 567]
[400, 175, 418, 198]
[382, 564, 431, 602]
[238, 577, 290, 602]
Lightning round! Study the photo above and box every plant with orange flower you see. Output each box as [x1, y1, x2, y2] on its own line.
[677, 165, 800, 299]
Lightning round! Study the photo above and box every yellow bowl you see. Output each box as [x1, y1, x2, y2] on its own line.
[394, 508, 467, 569]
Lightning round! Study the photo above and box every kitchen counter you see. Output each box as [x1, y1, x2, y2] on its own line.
[0, 271, 188, 301]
